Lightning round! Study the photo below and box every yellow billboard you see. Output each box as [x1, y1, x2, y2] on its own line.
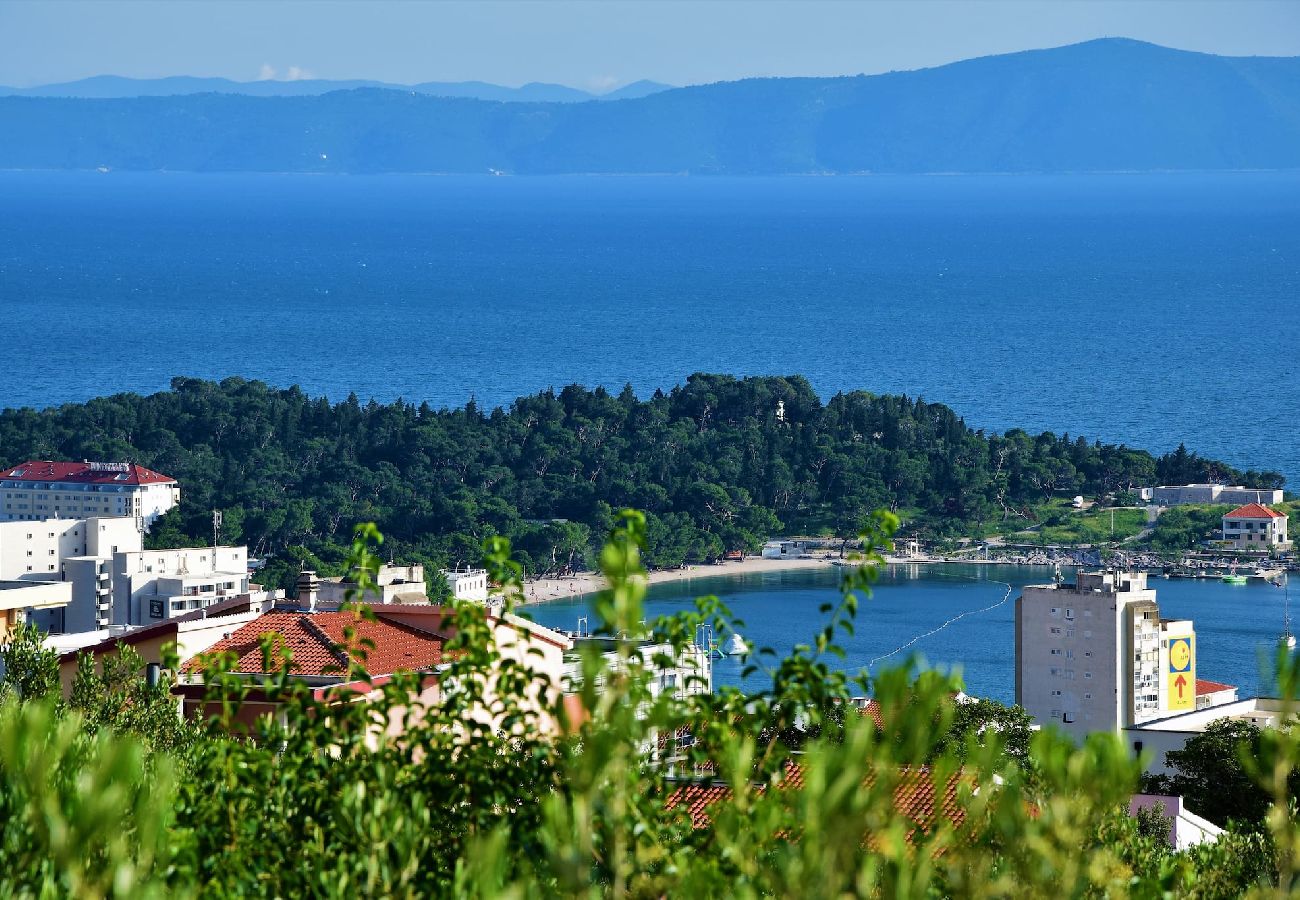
[1167, 635, 1196, 712]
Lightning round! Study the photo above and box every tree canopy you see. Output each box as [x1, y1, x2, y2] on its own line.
[0, 374, 1271, 589]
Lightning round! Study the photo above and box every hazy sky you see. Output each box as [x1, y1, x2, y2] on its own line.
[2, 0, 1299, 89]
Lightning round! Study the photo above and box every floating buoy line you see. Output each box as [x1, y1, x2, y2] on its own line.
[868, 574, 1014, 669]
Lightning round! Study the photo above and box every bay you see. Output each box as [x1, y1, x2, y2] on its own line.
[2, 171, 1297, 480]
[525, 564, 1293, 703]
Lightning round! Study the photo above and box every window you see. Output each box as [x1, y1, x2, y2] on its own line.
[1084, 692, 1093, 700]
[1051, 648, 1062, 656]
[1050, 627, 1061, 635]
[1084, 671, 1093, 679]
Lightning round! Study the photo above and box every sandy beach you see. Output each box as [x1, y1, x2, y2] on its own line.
[521, 555, 839, 605]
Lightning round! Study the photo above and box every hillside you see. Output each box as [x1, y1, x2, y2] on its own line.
[1, 40, 1299, 174]
[0, 374, 1274, 590]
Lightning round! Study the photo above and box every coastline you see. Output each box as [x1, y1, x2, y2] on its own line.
[519, 554, 1064, 606]
[520, 556, 837, 605]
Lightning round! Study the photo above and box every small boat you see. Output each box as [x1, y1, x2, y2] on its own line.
[723, 633, 749, 656]
[1222, 574, 1248, 585]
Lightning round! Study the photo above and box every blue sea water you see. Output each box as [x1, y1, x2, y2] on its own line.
[1, 171, 1298, 479]
[525, 565, 1294, 703]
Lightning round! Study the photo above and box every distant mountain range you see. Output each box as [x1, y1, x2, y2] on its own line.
[0, 74, 674, 103]
[3, 39, 1299, 174]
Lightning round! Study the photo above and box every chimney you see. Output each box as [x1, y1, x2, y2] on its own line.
[295, 570, 321, 613]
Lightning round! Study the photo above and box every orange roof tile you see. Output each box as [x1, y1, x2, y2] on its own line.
[1224, 503, 1285, 519]
[1195, 679, 1235, 695]
[664, 762, 967, 837]
[182, 610, 445, 677]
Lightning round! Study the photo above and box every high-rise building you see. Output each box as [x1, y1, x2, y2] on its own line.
[1015, 571, 1196, 741]
[0, 460, 179, 527]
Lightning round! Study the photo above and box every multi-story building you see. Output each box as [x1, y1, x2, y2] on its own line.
[1221, 503, 1290, 551]
[0, 516, 143, 633]
[1150, 484, 1283, 507]
[0, 460, 179, 527]
[1015, 571, 1198, 741]
[114, 545, 251, 625]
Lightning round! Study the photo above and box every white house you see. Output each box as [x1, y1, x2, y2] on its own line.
[441, 568, 489, 602]
[1221, 503, 1290, 550]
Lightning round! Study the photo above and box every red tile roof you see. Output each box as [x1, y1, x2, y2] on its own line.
[2, 460, 175, 486]
[1224, 503, 1285, 520]
[664, 763, 968, 838]
[1196, 679, 1236, 695]
[181, 610, 445, 677]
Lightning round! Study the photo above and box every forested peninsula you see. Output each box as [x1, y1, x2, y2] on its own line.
[0, 375, 1279, 590]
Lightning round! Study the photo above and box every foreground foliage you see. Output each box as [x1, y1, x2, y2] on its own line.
[0, 512, 1295, 897]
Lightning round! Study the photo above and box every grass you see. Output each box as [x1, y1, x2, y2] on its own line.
[1007, 506, 1147, 545]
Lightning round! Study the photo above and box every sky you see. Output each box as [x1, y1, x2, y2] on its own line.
[1, 0, 1299, 90]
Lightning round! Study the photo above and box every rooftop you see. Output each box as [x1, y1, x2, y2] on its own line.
[665, 762, 967, 837]
[1195, 679, 1236, 695]
[2, 460, 175, 486]
[181, 609, 447, 678]
[1224, 503, 1285, 520]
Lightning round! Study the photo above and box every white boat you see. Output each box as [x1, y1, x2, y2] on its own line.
[724, 633, 749, 656]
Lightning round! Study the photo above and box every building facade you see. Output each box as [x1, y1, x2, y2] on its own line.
[0, 460, 179, 527]
[1150, 484, 1283, 507]
[0, 516, 144, 632]
[441, 568, 489, 602]
[320, 563, 429, 606]
[1015, 571, 1197, 742]
[115, 545, 251, 625]
[1221, 503, 1290, 550]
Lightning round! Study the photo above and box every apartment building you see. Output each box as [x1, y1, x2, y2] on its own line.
[1015, 571, 1198, 741]
[0, 460, 179, 527]
[114, 545, 251, 625]
[0, 516, 143, 632]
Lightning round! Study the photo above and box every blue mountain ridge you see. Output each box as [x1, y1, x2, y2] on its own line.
[2, 40, 1297, 174]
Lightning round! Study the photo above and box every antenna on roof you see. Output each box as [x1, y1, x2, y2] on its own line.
[212, 509, 223, 550]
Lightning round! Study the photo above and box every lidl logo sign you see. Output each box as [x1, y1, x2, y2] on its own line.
[1168, 637, 1192, 672]
[1166, 636, 1195, 712]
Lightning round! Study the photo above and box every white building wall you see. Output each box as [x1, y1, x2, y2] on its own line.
[115, 546, 250, 625]
[443, 569, 489, 602]
[1016, 572, 1159, 741]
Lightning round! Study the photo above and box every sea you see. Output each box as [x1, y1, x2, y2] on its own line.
[525, 564, 1294, 703]
[2, 170, 1298, 481]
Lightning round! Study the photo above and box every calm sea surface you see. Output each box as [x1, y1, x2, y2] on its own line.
[525, 565, 1295, 703]
[1, 171, 1298, 479]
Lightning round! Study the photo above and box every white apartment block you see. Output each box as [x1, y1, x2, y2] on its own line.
[115, 546, 251, 625]
[1, 460, 179, 528]
[1150, 484, 1283, 507]
[0, 517, 143, 633]
[1015, 571, 1197, 742]
[1221, 504, 1290, 550]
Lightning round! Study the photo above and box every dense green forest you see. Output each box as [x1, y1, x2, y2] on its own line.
[0, 374, 1280, 589]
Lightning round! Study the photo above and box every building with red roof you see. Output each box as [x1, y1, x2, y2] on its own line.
[1221, 503, 1289, 550]
[1, 460, 179, 528]
[173, 588, 573, 737]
